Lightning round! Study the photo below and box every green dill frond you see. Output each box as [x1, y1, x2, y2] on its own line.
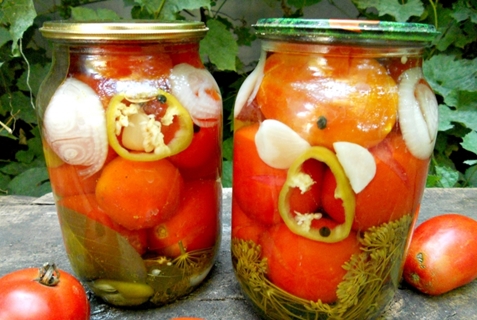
[232, 214, 413, 320]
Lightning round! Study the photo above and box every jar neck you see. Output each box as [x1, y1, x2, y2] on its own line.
[260, 39, 426, 59]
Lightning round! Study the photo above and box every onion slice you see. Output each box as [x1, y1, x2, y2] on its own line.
[234, 50, 266, 118]
[255, 119, 311, 169]
[334, 141, 376, 194]
[169, 63, 222, 127]
[44, 77, 108, 177]
[398, 68, 438, 159]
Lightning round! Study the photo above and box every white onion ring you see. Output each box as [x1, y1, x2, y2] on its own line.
[234, 50, 266, 118]
[398, 67, 438, 160]
[44, 78, 108, 177]
[169, 63, 222, 128]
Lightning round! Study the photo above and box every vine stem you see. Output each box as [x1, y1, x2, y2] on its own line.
[429, 0, 439, 28]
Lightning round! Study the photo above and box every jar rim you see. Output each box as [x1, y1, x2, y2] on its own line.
[39, 20, 208, 41]
[253, 18, 439, 45]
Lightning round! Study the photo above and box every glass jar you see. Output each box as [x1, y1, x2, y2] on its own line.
[231, 19, 438, 319]
[37, 21, 223, 307]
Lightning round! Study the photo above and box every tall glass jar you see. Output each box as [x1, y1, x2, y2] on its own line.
[37, 21, 222, 307]
[232, 19, 438, 319]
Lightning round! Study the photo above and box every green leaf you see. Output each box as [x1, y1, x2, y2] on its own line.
[464, 165, 477, 187]
[160, 0, 210, 19]
[71, 7, 121, 21]
[287, 0, 323, 8]
[222, 160, 232, 188]
[133, 0, 209, 19]
[200, 19, 238, 71]
[0, 172, 11, 194]
[7, 166, 51, 196]
[352, 0, 424, 22]
[0, 26, 12, 49]
[57, 205, 148, 282]
[440, 103, 477, 131]
[435, 164, 460, 187]
[452, 0, 477, 23]
[423, 54, 477, 107]
[438, 104, 455, 131]
[461, 130, 477, 155]
[0, 91, 36, 124]
[0, 0, 37, 54]
[17, 63, 51, 97]
[222, 136, 234, 161]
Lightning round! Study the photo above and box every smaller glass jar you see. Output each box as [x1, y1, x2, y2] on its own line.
[231, 19, 438, 320]
[37, 21, 223, 307]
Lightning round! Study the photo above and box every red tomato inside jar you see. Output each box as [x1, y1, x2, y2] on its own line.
[37, 21, 222, 307]
[232, 18, 438, 320]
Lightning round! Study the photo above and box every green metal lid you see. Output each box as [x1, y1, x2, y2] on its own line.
[253, 18, 439, 46]
[40, 20, 208, 41]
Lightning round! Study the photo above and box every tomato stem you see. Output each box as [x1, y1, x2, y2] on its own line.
[37, 262, 60, 286]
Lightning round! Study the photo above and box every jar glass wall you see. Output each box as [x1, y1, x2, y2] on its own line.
[231, 18, 438, 320]
[37, 21, 223, 308]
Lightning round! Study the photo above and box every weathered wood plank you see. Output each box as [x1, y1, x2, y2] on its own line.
[0, 188, 476, 319]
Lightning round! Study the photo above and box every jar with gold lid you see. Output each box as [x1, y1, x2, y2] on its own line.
[37, 20, 223, 307]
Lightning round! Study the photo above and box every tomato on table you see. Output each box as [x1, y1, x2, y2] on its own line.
[403, 213, 477, 295]
[0, 263, 90, 320]
[148, 179, 219, 258]
[58, 194, 148, 254]
[260, 223, 361, 303]
[256, 52, 398, 149]
[95, 157, 183, 230]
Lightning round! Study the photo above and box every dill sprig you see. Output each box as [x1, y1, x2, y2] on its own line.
[232, 214, 413, 320]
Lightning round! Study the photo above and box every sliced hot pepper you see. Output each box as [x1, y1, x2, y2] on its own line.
[106, 90, 193, 161]
[278, 146, 356, 243]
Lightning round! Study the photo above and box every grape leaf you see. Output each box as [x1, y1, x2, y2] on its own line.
[423, 54, 477, 107]
[0, 0, 37, 54]
[287, 0, 323, 8]
[71, 7, 121, 20]
[133, 0, 209, 19]
[461, 130, 477, 154]
[6, 166, 51, 196]
[352, 0, 424, 22]
[452, 0, 477, 23]
[0, 91, 36, 124]
[200, 19, 238, 71]
[17, 63, 51, 97]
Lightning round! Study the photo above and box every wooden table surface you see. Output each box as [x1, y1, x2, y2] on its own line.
[1, 188, 476, 320]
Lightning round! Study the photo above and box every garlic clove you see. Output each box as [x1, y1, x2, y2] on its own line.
[234, 50, 266, 118]
[43, 77, 108, 177]
[255, 119, 311, 169]
[398, 67, 438, 160]
[333, 141, 376, 194]
[169, 63, 222, 128]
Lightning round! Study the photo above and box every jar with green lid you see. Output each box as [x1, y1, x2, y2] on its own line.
[231, 18, 438, 319]
[37, 21, 223, 307]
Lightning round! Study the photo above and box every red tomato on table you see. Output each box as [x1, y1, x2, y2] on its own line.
[0, 264, 90, 320]
[403, 213, 477, 295]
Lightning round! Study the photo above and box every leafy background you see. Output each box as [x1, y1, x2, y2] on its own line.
[0, 0, 476, 196]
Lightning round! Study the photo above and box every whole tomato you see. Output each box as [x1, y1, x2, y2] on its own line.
[403, 213, 477, 295]
[0, 263, 90, 320]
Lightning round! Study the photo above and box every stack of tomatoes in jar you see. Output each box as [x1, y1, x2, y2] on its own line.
[232, 46, 437, 319]
[41, 43, 222, 307]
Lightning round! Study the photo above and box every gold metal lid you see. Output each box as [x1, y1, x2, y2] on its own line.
[40, 20, 208, 41]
